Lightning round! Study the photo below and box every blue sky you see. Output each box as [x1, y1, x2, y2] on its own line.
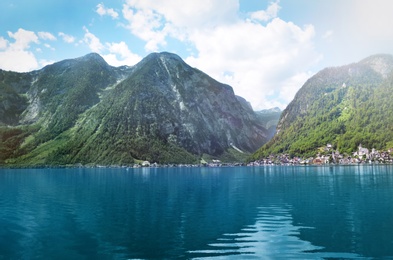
[1, 0, 392, 110]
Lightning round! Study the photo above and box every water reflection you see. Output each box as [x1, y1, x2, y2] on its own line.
[189, 204, 367, 259]
[189, 205, 321, 259]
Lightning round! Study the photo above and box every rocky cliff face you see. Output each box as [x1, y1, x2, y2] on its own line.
[0, 52, 269, 165]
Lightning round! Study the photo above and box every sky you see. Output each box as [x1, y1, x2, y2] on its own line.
[1, 0, 393, 110]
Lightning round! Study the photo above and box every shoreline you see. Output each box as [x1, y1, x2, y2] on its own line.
[1, 161, 393, 170]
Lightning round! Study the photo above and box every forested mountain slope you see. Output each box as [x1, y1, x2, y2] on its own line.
[1, 52, 269, 166]
[252, 54, 393, 159]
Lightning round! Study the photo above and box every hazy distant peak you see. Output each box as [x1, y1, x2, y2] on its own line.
[270, 107, 281, 112]
[258, 107, 282, 114]
[360, 54, 393, 78]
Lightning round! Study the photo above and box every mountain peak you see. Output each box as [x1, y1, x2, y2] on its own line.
[141, 52, 186, 67]
[360, 54, 393, 78]
[148, 51, 183, 60]
[40, 52, 109, 74]
[76, 52, 108, 65]
[258, 107, 281, 114]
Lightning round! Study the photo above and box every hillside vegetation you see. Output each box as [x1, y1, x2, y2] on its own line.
[1, 52, 269, 166]
[252, 54, 393, 159]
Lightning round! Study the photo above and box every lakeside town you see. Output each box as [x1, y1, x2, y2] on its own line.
[247, 143, 393, 166]
[25, 143, 392, 169]
[87, 143, 393, 168]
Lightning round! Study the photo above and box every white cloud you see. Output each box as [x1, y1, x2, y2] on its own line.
[123, 0, 237, 29]
[96, 3, 107, 16]
[122, 0, 238, 51]
[122, 4, 167, 51]
[0, 37, 7, 49]
[103, 41, 142, 66]
[82, 27, 104, 53]
[58, 32, 75, 43]
[186, 18, 320, 110]
[44, 43, 55, 51]
[250, 0, 281, 22]
[0, 49, 39, 72]
[38, 31, 57, 41]
[0, 28, 39, 72]
[96, 3, 119, 19]
[7, 28, 39, 51]
[120, 0, 320, 109]
[81, 29, 141, 66]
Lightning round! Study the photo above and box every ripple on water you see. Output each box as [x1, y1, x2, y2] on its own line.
[188, 205, 366, 259]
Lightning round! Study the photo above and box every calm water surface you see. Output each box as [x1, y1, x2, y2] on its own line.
[1, 166, 393, 259]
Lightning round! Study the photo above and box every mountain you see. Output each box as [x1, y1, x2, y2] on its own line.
[255, 107, 282, 140]
[0, 52, 270, 166]
[252, 54, 393, 159]
[234, 96, 281, 139]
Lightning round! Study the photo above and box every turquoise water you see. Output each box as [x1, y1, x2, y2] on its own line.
[1, 166, 393, 259]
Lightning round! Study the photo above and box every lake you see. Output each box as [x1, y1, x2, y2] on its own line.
[1, 165, 393, 259]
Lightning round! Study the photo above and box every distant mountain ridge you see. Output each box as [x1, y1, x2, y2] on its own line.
[252, 54, 393, 159]
[255, 107, 281, 140]
[0, 52, 270, 166]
